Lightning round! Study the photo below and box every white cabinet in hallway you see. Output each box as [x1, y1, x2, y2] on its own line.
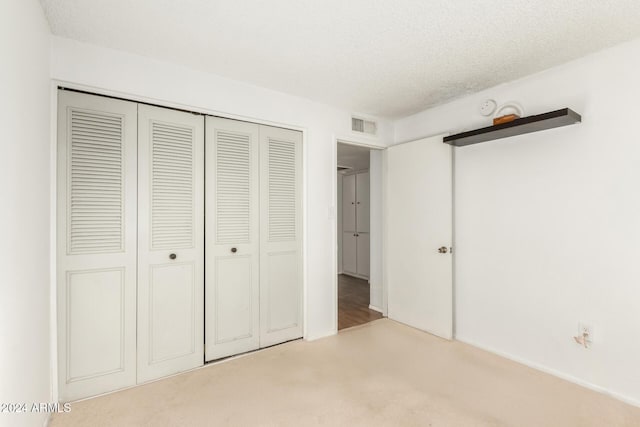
[355, 232, 370, 278]
[342, 232, 357, 274]
[342, 174, 356, 232]
[356, 171, 370, 233]
[342, 171, 369, 278]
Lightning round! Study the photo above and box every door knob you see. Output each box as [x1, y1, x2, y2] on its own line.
[231, 247, 237, 253]
[438, 247, 448, 254]
[169, 253, 177, 260]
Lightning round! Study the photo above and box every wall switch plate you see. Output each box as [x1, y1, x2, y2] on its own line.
[328, 206, 336, 220]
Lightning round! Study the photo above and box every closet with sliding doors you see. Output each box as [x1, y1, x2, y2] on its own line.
[56, 90, 302, 401]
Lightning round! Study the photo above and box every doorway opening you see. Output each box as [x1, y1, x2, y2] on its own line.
[336, 141, 383, 330]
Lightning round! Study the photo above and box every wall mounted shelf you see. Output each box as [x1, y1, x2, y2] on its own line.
[443, 108, 581, 147]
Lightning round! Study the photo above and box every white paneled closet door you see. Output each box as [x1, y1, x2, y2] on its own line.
[57, 90, 137, 401]
[205, 117, 260, 361]
[259, 125, 303, 347]
[137, 105, 204, 382]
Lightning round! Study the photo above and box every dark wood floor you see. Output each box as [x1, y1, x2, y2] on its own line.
[338, 274, 383, 330]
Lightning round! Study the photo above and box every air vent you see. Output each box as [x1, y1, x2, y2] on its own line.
[337, 165, 352, 172]
[352, 117, 377, 135]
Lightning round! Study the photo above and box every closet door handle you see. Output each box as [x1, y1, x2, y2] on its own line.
[169, 253, 177, 260]
[231, 247, 237, 253]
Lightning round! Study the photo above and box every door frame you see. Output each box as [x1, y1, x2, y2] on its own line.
[332, 137, 386, 332]
[49, 80, 309, 401]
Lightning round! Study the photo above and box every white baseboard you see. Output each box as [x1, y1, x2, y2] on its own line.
[368, 304, 383, 313]
[455, 335, 640, 409]
[305, 329, 337, 342]
[340, 272, 369, 281]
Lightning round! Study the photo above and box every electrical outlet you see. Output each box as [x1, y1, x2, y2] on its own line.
[579, 322, 594, 342]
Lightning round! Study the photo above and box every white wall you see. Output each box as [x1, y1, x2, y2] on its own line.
[394, 37, 640, 405]
[337, 173, 343, 274]
[49, 36, 393, 342]
[0, 1, 52, 426]
[369, 151, 383, 310]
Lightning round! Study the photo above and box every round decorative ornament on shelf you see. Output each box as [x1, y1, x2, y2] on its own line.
[494, 101, 524, 119]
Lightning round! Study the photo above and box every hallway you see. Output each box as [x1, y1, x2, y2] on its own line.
[338, 274, 382, 330]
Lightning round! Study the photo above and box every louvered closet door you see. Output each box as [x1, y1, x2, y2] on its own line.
[259, 125, 303, 347]
[137, 105, 204, 382]
[56, 90, 137, 401]
[205, 117, 260, 361]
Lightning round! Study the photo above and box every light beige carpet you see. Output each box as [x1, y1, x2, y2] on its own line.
[51, 319, 640, 426]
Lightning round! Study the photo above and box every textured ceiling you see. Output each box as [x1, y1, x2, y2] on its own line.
[40, 0, 640, 118]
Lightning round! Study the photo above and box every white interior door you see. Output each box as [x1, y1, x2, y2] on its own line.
[259, 125, 303, 347]
[386, 134, 453, 339]
[137, 104, 204, 383]
[205, 117, 260, 361]
[56, 90, 137, 401]
[356, 171, 370, 233]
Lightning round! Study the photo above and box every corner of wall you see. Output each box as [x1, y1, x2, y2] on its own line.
[1, 0, 53, 426]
